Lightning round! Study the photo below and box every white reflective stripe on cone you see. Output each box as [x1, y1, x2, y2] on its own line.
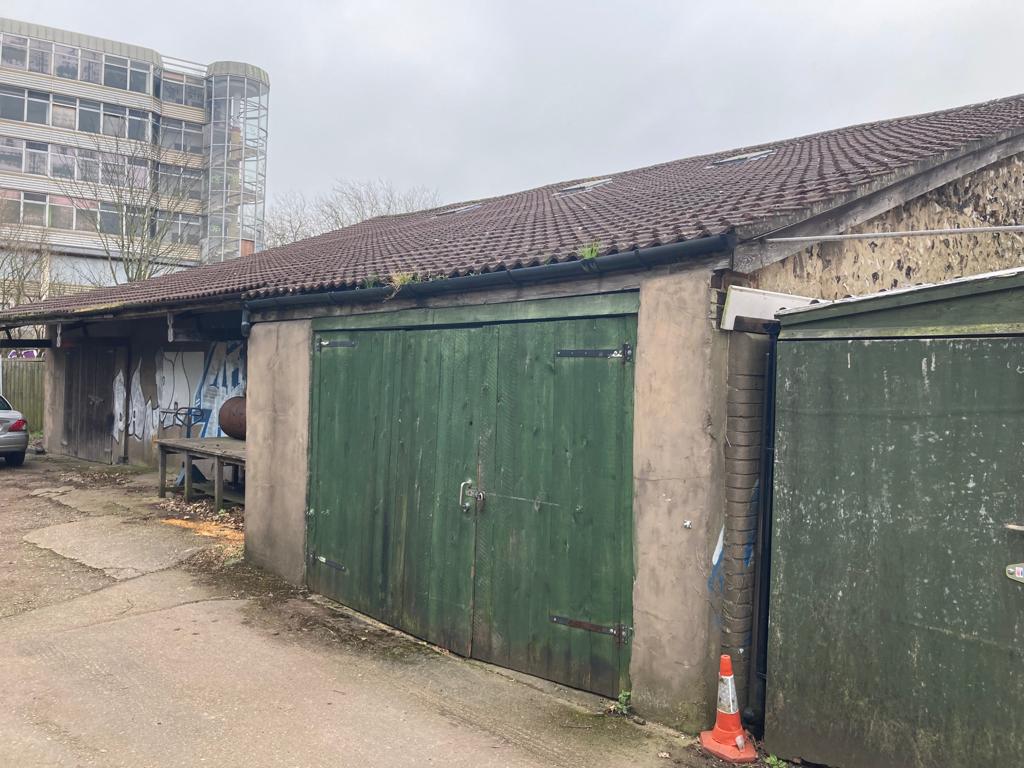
[717, 674, 739, 714]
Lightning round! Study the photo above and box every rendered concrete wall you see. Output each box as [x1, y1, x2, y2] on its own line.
[752, 153, 1024, 299]
[630, 267, 728, 731]
[245, 319, 311, 585]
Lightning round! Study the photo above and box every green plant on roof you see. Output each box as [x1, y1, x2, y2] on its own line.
[385, 271, 418, 299]
[361, 274, 383, 289]
[578, 241, 601, 260]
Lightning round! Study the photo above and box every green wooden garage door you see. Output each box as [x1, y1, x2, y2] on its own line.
[307, 308, 636, 697]
[768, 337, 1024, 767]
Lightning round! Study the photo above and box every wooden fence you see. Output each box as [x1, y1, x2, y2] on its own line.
[1, 358, 44, 433]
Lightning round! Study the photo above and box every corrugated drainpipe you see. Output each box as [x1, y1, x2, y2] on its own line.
[239, 234, 734, 331]
[744, 322, 779, 736]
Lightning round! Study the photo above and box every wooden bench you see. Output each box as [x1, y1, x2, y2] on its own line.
[157, 437, 246, 510]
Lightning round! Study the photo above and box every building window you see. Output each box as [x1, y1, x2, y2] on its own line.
[162, 72, 184, 104]
[129, 61, 150, 94]
[51, 146, 76, 179]
[183, 167, 203, 200]
[28, 39, 52, 74]
[78, 100, 101, 133]
[76, 149, 99, 182]
[0, 137, 22, 172]
[52, 95, 77, 130]
[103, 55, 129, 90]
[159, 118, 183, 151]
[49, 195, 74, 229]
[128, 109, 149, 141]
[128, 157, 149, 188]
[80, 50, 102, 84]
[22, 192, 46, 226]
[74, 200, 98, 231]
[101, 104, 127, 138]
[183, 214, 202, 245]
[184, 123, 203, 155]
[54, 45, 78, 79]
[184, 76, 205, 108]
[99, 202, 122, 235]
[24, 142, 48, 175]
[25, 91, 49, 125]
[0, 86, 24, 121]
[101, 154, 125, 186]
[0, 35, 27, 69]
[0, 189, 20, 223]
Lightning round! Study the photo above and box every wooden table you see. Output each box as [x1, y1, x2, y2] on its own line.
[157, 437, 246, 509]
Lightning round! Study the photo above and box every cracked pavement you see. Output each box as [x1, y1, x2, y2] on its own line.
[0, 454, 714, 768]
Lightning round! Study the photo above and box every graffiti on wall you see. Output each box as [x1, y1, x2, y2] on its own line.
[112, 342, 246, 441]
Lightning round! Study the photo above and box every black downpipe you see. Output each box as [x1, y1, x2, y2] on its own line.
[744, 323, 779, 736]
[241, 234, 733, 317]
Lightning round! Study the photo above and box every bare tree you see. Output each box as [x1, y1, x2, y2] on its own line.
[55, 132, 202, 285]
[264, 178, 440, 248]
[0, 210, 59, 338]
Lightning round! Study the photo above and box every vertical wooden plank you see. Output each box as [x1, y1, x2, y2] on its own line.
[183, 454, 193, 501]
[158, 447, 167, 497]
[214, 458, 224, 510]
[427, 326, 494, 655]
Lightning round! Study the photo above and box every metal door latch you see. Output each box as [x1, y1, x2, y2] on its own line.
[459, 480, 485, 511]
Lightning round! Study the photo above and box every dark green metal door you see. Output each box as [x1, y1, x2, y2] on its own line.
[768, 337, 1024, 767]
[308, 313, 635, 696]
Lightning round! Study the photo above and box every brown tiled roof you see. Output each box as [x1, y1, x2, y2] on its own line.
[5, 93, 1024, 323]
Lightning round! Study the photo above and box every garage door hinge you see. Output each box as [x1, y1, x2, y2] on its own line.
[554, 342, 632, 363]
[550, 615, 634, 646]
[319, 339, 357, 348]
[309, 551, 348, 573]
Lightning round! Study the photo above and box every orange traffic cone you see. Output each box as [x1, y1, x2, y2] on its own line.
[699, 654, 758, 763]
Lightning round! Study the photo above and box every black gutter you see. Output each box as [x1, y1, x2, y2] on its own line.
[744, 321, 779, 736]
[240, 234, 733, 329]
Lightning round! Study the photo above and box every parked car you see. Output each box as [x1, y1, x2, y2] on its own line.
[0, 395, 28, 466]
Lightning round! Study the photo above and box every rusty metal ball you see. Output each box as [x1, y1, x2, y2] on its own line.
[218, 396, 246, 440]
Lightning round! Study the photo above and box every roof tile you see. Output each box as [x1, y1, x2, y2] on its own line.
[5, 93, 1024, 322]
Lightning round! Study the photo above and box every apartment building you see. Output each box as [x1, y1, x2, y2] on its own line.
[0, 18, 269, 292]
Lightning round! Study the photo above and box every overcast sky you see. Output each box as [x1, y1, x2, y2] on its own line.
[6, 0, 1023, 207]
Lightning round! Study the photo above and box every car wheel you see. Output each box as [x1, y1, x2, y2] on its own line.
[5, 452, 25, 467]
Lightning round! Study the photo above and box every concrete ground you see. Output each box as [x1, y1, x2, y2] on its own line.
[0, 454, 737, 768]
